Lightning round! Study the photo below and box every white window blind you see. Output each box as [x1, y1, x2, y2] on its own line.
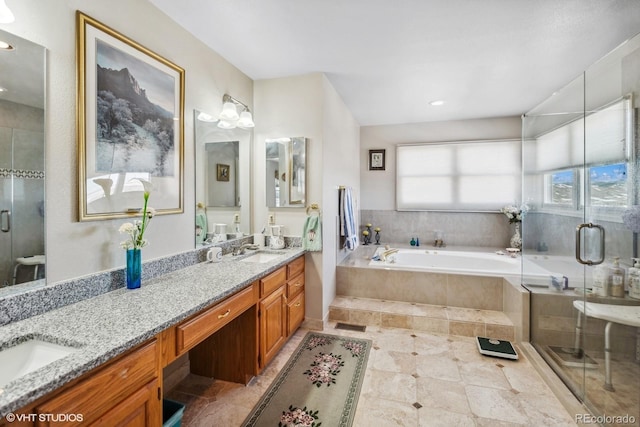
[396, 140, 521, 211]
[535, 98, 630, 171]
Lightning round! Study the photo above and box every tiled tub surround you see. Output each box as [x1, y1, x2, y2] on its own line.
[0, 244, 304, 417]
[334, 245, 530, 342]
[361, 209, 512, 248]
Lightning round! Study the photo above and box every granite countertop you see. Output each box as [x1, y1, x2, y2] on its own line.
[0, 247, 305, 416]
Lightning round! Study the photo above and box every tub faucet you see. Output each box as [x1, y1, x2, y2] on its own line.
[380, 247, 399, 262]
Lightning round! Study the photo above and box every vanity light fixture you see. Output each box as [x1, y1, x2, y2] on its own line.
[0, 0, 15, 24]
[217, 93, 255, 129]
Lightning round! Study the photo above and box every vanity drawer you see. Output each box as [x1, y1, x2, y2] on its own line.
[36, 340, 158, 426]
[287, 272, 305, 299]
[176, 285, 256, 354]
[287, 292, 305, 336]
[260, 267, 286, 297]
[287, 255, 305, 278]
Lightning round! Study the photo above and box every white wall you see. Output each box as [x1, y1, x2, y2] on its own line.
[320, 76, 360, 320]
[3, 0, 253, 282]
[360, 117, 522, 210]
[254, 73, 359, 325]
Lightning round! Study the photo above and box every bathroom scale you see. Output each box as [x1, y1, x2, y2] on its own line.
[476, 337, 518, 360]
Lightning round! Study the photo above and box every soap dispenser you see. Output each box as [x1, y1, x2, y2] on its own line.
[609, 257, 626, 298]
[592, 263, 610, 297]
[628, 258, 640, 300]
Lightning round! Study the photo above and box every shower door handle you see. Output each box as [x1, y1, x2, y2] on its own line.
[575, 222, 605, 265]
[0, 210, 9, 232]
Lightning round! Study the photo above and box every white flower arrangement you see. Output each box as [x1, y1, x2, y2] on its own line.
[500, 204, 529, 224]
[119, 180, 155, 250]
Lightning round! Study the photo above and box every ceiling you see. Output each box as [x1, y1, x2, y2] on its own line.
[150, 0, 640, 126]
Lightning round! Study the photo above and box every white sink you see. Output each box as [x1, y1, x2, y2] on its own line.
[239, 252, 282, 263]
[0, 339, 80, 388]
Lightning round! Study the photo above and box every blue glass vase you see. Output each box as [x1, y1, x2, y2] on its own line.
[126, 248, 142, 289]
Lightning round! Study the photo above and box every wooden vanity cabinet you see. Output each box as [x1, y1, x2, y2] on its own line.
[286, 261, 305, 336]
[35, 339, 161, 427]
[258, 255, 306, 370]
[258, 267, 287, 369]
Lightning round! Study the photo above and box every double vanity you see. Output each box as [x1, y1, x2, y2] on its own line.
[0, 247, 305, 425]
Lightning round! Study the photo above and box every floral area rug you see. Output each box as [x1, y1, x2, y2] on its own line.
[242, 332, 371, 427]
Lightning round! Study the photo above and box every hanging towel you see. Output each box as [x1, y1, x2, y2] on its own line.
[340, 187, 359, 251]
[195, 212, 208, 245]
[302, 214, 322, 251]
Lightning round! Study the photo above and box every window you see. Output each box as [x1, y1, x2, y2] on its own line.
[587, 162, 628, 207]
[544, 169, 577, 207]
[396, 140, 521, 211]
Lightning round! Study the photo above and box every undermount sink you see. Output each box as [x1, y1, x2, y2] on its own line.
[0, 339, 80, 388]
[239, 252, 282, 263]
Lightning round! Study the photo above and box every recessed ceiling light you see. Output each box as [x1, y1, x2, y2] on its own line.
[429, 100, 445, 106]
[0, 87, 6, 92]
[0, 40, 14, 51]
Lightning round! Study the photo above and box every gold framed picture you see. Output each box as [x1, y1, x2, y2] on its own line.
[77, 11, 185, 221]
[217, 164, 230, 181]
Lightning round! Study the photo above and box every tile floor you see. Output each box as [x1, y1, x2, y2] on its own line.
[166, 324, 580, 426]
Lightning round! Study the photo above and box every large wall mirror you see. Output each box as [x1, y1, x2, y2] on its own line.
[0, 29, 46, 289]
[266, 137, 307, 207]
[194, 110, 251, 246]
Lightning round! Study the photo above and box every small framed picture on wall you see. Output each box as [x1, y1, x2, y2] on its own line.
[368, 149, 386, 171]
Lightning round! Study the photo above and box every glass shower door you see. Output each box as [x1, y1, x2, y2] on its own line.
[0, 126, 13, 286]
[581, 34, 640, 423]
[522, 69, 589, 403]
[524, 31, 640, 425]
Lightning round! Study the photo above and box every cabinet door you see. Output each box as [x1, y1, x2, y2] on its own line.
[287, 291, 305, 336]
[89, 379, 161, 427]
[259, 286, 286, 369]
[36, 341, 158, 426]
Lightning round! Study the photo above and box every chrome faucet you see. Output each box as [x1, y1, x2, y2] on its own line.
[434, 239, 446, 248]
[233, 243, 257, 256]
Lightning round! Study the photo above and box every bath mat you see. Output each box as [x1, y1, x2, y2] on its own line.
[335, 322, 367, 332]
[547, 345, 598, 369]
[476, 336, 519, 360]
[242, 332, 371, 427]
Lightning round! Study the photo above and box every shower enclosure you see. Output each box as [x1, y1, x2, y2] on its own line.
[523, 33, 640, 424]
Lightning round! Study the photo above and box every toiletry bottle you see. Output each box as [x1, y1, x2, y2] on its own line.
[410, 237, 416, 246]
[628, 258, 640, 300]
[416, 237, 420, 247]
[609, 257, 626, 298]
[592, 263, 610, 297]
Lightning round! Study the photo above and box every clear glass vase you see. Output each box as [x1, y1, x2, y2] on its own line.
[510, 223, 522, 249]
[126, 248, 142, 289]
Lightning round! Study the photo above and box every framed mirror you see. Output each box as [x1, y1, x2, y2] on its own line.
[194, 110, 251, 246]
[0, 29, 46, 289]
[266, 137, 307, 208]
